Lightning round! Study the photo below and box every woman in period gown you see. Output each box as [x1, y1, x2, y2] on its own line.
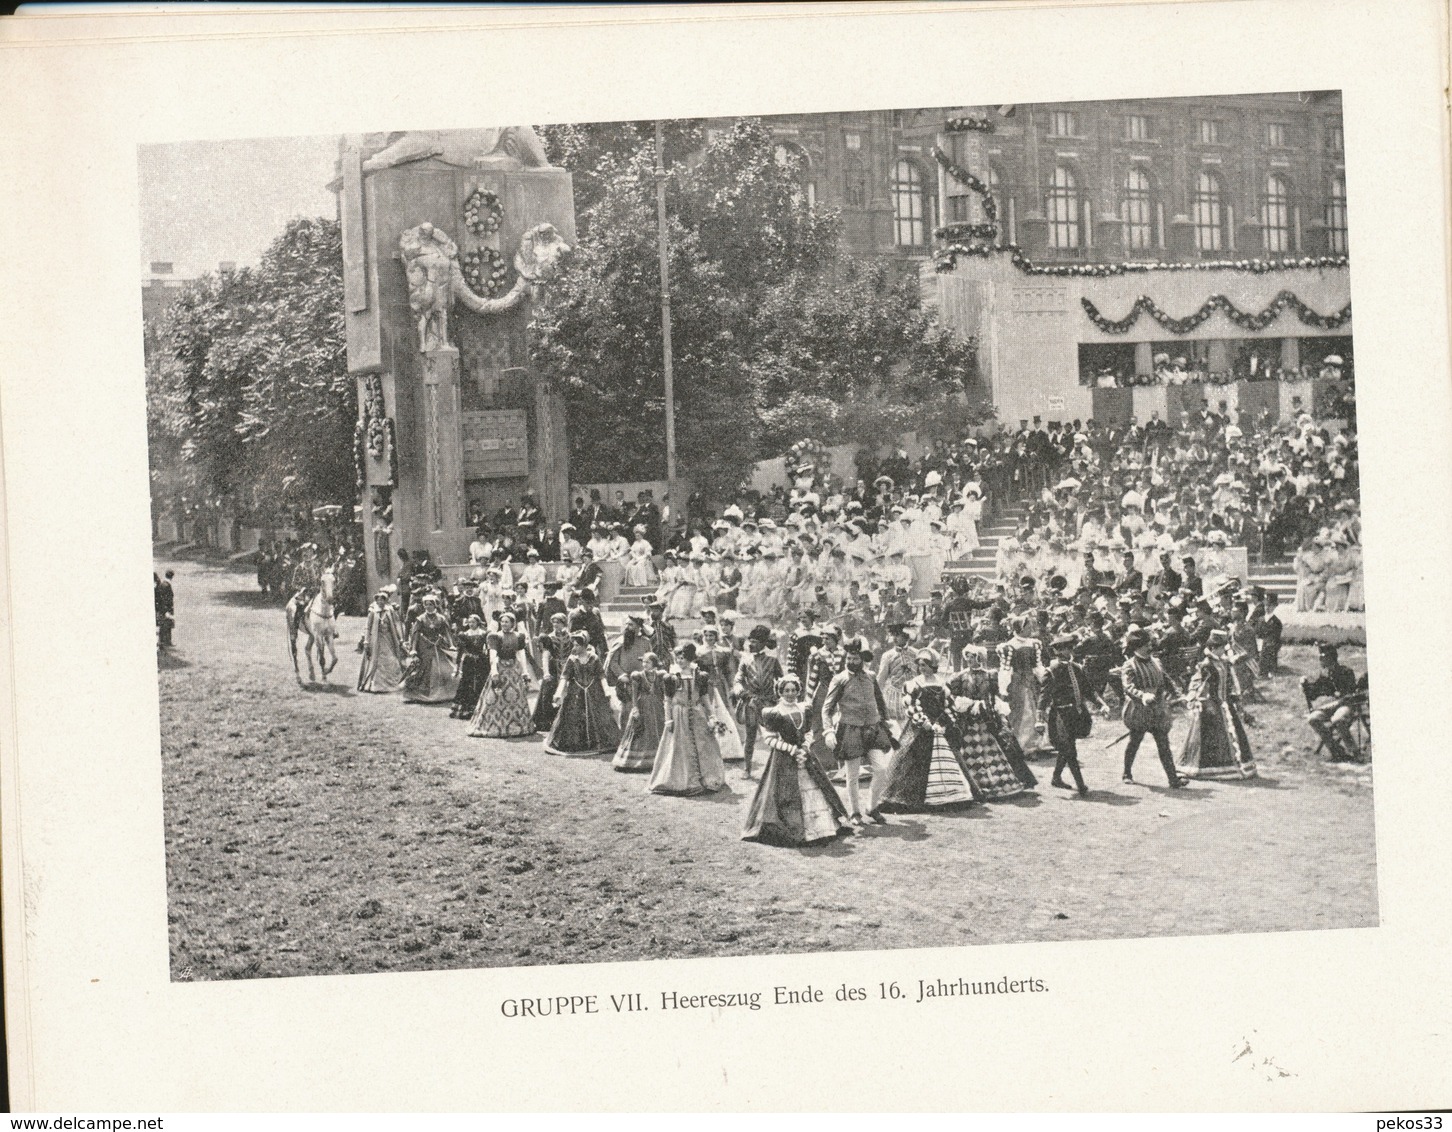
[357, 589, 407, 694]
[402, 596, 460, 704]
[741, 674, 853, 846]
[878, 650, 985, 812]
[451, 615, 491, 719]
[613, 653, 667, 772]
[468, 611, 538, 738]
[1176, 630, 1257, 779]
[647, 643, 727, 796]
[532, 613, 573, 732]
[543, 632, 623, 756]
[697, 625, 745, 763]
[997, 619, 1054, 756]
[946, 646, 1034, 797]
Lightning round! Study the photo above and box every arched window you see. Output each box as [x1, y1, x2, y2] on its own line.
[774, 142, 816, 209]
[1123, 167, 1155, 250]
[843, 154, 867, 209]
[1193, 170, 1224, 253]
[1261, 173, 1292, 253]
[891, 159, 925, 247]
[1047, 165, 1080, 250]
[1326, 175, 1348, 254]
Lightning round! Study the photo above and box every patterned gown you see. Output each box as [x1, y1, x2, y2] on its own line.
[613, 669, 667, 772]
[878, 677, 984, 812]
[647, 669, 727, 796]
[741, 702, 852, 846]
[543, 650, 622, 756]
[469, 631, 536, 738]
[1176, 653, 1257, 779]
[699, 645, 744, 762]
[945, 670, 1031, 799]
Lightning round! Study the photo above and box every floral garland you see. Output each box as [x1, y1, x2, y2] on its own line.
[935, 222, 997, 243]
[935, 238, 1351, 278]
[362, 375, 387, 458]
[384, 418, 398, 487]
[463, 187, 504, 237]
[932, 145, 997, 224]
[944, 115, 994, 134]
[1082, 291, 1353, 335]
[353, 419, 368, 494]
[462, 248, 512, 298]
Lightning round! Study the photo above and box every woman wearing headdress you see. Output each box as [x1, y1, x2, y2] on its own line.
[402, 594, 460, 703]
[468, 609, 538, 738]
[947, 645, 1034, 796]
[697, 624, 744, 763]
[998, 614, 1053, 755]
[878, 649, 983, 812]
[451, 613, 491, 719]
[613, 652, 667, 772]
[741, 673, 853, 845]
[357, 587, 408, 694]
[531, 611, 573, 732]
[543, 631, 622, 756]
[647, 642, 727, 796]
[1176, 628, 1257, 779]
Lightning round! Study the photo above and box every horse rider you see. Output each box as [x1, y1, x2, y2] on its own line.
[289, 543, 323, 612]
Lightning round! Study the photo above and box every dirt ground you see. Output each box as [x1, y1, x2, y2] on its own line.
[157, 556, 1377, 982]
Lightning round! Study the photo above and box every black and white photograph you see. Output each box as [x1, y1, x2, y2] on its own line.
[143, 92, 1374, 982]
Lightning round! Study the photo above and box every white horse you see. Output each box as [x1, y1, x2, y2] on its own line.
[287, 566, 339, 684]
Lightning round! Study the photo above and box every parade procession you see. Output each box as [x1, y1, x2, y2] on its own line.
[147, 96, 1376, 975]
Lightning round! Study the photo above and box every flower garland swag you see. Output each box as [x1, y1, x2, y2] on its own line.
[944, 115, 994, 134]
[354, 376, 398, 491]
[463, 187, 504, 237]
[1082, 291, 1353, 335]
[936, 237, 1352, 279]
[931, 145, 998, 225]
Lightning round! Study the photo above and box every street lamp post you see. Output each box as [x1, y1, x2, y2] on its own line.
[654, 119, 680, 530]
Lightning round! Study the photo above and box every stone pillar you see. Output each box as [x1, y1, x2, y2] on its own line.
[1167, 216, 1196, 259]
[1207, 339, 1231, 377]
[1280, 336, 1301, 373]
[1134, 341, 1155, 379]
[1094, 215, 1124, 259]
[419, 346, 471, 565]
[1019, 214, 1049, 258]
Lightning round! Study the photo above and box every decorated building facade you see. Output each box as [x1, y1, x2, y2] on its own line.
[738, 92, 1351, 427]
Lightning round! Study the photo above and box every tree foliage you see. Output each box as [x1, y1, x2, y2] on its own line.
[534, 117, 985, 507]
[157, 217, 352, 516]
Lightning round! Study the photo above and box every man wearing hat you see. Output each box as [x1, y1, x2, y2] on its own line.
[1039, 632, 1103, 789]
[1119, 627, 1188, 787]
[823, 637, 896, 823]
[785, 608, 823, 686]
[1252, 590, 1283, 675]
[1301, 644, 1361, 761]
[732, 624, 784, 779]
[641, 598, 677, 659]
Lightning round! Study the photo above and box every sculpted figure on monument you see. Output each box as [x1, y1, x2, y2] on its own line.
[362, 126, 554, 173]
[400, 221, 573, 352]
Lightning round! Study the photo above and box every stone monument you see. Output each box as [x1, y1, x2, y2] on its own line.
[335, 126, 576, 595]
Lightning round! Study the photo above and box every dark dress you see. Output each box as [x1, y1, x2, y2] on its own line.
[533, 631, 572, 732]
[451, 627, 490, 717]
[613, 669, 667, 771]
[741, 702, 852, 845]
[878, 678, 984, 812]
[543, 650, 623, 756]
[403, 611, 460, 704]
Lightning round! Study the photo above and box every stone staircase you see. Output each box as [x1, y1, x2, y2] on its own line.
[941, 506, 1026, 584]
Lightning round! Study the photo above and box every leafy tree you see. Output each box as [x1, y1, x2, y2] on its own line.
[534, 117, 986, 509]
[160, 217, 351, 518]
